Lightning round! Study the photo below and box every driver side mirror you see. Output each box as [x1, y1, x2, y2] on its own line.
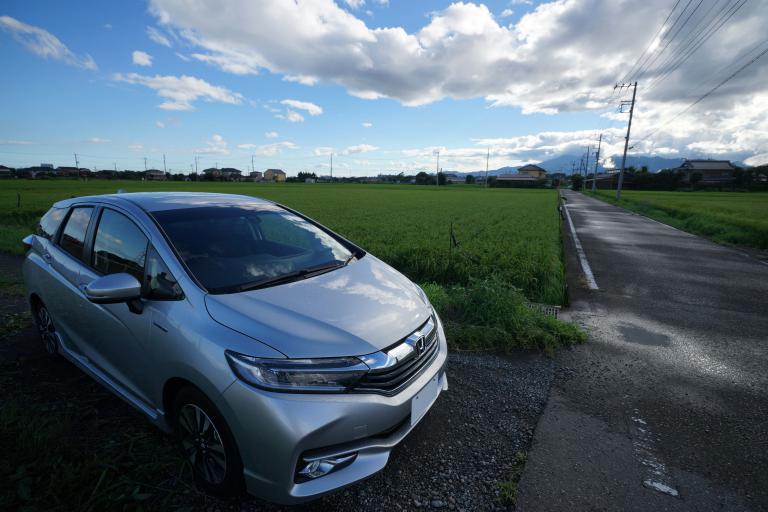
[84, 273, 142, 304]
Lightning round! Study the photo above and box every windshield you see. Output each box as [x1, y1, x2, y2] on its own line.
[151, 204, 354, 293]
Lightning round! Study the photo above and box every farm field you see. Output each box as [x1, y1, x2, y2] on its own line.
[590, 189, 768, 251]
[0, 180, 583, 352]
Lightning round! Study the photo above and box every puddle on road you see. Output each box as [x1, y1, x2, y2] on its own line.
[618, 324, 671, 347]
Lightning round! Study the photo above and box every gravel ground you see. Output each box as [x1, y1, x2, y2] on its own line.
[0, 253, 556, 511]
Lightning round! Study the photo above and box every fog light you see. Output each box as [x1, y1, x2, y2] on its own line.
[298, 453, 357, 480]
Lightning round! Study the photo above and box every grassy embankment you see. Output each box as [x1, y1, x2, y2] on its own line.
[589, 189, 768, 251]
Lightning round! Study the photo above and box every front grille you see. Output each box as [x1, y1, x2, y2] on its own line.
[353, 316, 440, 395]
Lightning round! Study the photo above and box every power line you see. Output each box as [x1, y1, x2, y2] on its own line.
[645, 0, 750, 92]
[620, 0, 683, 84]
[637, 43, 768, 143]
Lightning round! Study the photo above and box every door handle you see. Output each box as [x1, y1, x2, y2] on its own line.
[43, 252, 52, 262]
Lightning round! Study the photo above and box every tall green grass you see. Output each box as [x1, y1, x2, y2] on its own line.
[590, 190, 768, 250]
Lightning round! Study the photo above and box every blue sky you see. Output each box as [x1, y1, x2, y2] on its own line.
[1, 0, 766, 174]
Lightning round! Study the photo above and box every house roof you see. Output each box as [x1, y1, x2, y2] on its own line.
[679, 159, 737, 171]
[518, 164, 547, 173]
[266, 168, 286, 174]
[497, 174, 538, 180]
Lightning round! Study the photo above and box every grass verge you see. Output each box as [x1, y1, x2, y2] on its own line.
[498, 451, 528, 506]
[588, 190, 768, 251]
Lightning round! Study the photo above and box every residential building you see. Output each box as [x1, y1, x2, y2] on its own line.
[145, 169, 167, 181]
[517, 164, 548, 179]
[672, 159, 737, 185]
[220, 167, 243, 181]
[249, 170, 263, 181]
[264, 168, 286, 182]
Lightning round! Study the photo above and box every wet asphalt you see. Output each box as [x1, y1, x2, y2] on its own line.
[517, 190, 768, 512]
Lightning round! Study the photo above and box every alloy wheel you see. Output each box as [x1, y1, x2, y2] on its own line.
[35, 304, 58, 354]
[178, 404, 228, 485]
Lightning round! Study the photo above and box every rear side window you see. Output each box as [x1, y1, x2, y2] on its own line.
[92, 209, 148, 281]
[59, 207, 94, 261]
[36, 207, 66, 240]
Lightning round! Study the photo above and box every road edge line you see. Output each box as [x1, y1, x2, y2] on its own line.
[563, 204, 599, 290]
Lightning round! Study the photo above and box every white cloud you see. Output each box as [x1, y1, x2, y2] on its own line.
[156, 120, 166, 128]
[373, 0, 389, 5]
[195, 134, 228, 155]
[128, 143, 144, 151]
[362, 122, 373, 128]
[237, 141, 297, 156]
[112, 73, 243, 110]
[0, 16, 97, 70]
[500, 9, 514, 18]
[344, 0, 365, 9]
[277, 110, 305, 123]
[132, 50, 153, 66]
[343, 143, 378, 155]
[313, 146, 335, 156]
[264, 131, 279, 138]
[144, 0, 768, 160]
[85, 137, 111, 144]
[104, 23, 113, 29]
[0, 139, 33, 145]
[280, 99, 323, 116]
[146, 26, 171, 47]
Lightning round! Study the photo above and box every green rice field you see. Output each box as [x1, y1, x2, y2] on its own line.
[590, 189, 768, 251]
[0, 180, 584, 351]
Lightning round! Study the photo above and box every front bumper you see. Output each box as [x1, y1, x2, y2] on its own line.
[215, 319, 449, 504]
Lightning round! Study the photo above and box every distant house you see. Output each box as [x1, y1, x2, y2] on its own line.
[55, 166, 82, 177]
[442, 173, 462, 184]
[672, 159, 737, 185]
[202, 168, 221, 179]
[264, 168, 286, 182]
[0, 165, 13, 178]
[248, 170, 263, 181]
[220, 167, 242, 181]
[145, 169, 167, 181]
[517, 164, 548, 179]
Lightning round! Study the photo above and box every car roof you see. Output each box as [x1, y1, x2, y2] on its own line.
[53, 192, 275, 212]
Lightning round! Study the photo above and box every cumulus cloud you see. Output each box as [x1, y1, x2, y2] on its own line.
[147, 26, 171, 47]
[343, 143, 378, 155]
[237, 141, 297, 156]
[132, 50, 153, 66]
[128, 143, 144, 151]
[500, 9, 514, 18]
[0, 16, 97, 70]
[313, 146, 335, 156]
[146, 0, 767, 160]
[112, 73, 243, 110]
[84, 137, 111, 144]
[195, 134, 228, 155]
[280, 99, 323, 116]
[277, 110, 305, 123]
[344, 0, 365, 9]
[264, 131, 279, 138]
[362, 122, 373, 128]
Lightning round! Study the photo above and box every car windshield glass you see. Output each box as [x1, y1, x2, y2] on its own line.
[151, 204, 353, 293]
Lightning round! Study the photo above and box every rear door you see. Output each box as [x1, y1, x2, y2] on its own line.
[44, 205, 97, 355]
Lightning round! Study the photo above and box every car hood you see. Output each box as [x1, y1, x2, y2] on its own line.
[204, 255, 431, 358]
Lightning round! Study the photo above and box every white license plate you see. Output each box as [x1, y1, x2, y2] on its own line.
[411, 373, 441, 426]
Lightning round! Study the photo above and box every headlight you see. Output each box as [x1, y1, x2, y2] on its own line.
[225, 351, 370, 392]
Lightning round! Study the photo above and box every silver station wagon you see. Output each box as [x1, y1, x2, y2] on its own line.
[22, 192, 448, 503]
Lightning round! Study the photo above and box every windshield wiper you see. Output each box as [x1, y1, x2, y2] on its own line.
[235, 260, 349, 293]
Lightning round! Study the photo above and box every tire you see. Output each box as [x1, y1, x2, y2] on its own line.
[172, 386, 245, 496]
[33, 300, 59, 356]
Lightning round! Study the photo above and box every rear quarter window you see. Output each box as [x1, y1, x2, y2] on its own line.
[36, 207, 66, 240]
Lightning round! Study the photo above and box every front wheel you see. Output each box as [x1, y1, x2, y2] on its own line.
[172, 386, 244, 496]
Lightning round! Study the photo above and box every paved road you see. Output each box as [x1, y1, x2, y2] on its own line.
[517, 191, 768, 512]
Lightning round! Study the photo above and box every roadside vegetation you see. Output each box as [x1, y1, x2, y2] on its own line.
[0, 180, 584, 351]
[589, 189, 768, 251]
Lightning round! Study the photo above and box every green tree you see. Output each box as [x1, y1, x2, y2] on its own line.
[465, 175, 476, 184]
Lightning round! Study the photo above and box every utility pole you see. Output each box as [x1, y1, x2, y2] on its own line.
[330, 153, 333, 181]
[485, 147, 490, 188]
[114, 163, 117, 172]
[251, 154, 255, 176]
[592, 133, 602, 192]
[163, 153, 167, 173]
[74, 153, 79, 169]
[616, 82, 637, 200]
[194, 155, 199, 174]
[434, 150, 440, 186]
[583, 146, 591, 191]
[144, 157, 147, 171]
